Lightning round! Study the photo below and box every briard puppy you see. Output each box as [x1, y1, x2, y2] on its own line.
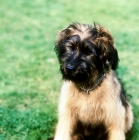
[54, 23, 133, 140]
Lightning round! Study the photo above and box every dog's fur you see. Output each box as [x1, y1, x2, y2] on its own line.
[54, 23, 133, 140]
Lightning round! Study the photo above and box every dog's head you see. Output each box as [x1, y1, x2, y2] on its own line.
[55, 23, 119, 83]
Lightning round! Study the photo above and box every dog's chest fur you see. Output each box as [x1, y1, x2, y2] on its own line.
[59, 71, 122, 126]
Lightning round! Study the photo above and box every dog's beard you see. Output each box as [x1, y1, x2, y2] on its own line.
[60, 62, 94, 83]
[62, 73, 88, 83]
[61, 68, 89, 83]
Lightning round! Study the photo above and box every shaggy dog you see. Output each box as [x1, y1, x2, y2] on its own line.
[53, 23, 133, 140]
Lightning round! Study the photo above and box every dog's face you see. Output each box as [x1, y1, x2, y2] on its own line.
[55, 23, 119, 83]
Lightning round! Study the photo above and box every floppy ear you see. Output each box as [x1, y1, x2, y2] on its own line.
[56, 23, 77, 46]
[55, 26, 69, 58]
[55, 25, 73, 57]
[56, 23, 81, 46]
[92, 25, 119, 70]
[56, 28, 70, 46]
[55, 23, 80, 60]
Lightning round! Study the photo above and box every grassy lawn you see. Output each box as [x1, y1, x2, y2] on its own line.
[0, 0, 139, 139]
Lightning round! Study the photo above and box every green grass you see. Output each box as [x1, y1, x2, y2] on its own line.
[0, 0, 139, 139]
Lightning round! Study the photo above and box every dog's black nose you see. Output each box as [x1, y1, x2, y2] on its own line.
[66, 64, 75, 72]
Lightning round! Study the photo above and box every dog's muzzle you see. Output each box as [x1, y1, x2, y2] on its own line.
[66, 64, 76, 73]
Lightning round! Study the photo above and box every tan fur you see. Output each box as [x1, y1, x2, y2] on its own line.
[54, 71, 133, 140]
[72, 25, 91, 40]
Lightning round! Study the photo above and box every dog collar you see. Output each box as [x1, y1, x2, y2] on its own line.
[80, 73, 105, 94]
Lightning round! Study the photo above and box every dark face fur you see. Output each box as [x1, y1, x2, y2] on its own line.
[55, 23, 119, 84]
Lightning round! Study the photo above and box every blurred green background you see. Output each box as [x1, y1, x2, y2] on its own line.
[0, 0, 139, 139]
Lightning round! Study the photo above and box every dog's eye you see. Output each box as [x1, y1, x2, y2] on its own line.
[83, 48, 97, 56]
[68, 45, 75, 51]
[82, 41, 97, 56]
[84, 50, 92, 55]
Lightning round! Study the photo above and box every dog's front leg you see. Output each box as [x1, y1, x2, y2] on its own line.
[108, 129, 125, 140]
[54, 111, 75, 140]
